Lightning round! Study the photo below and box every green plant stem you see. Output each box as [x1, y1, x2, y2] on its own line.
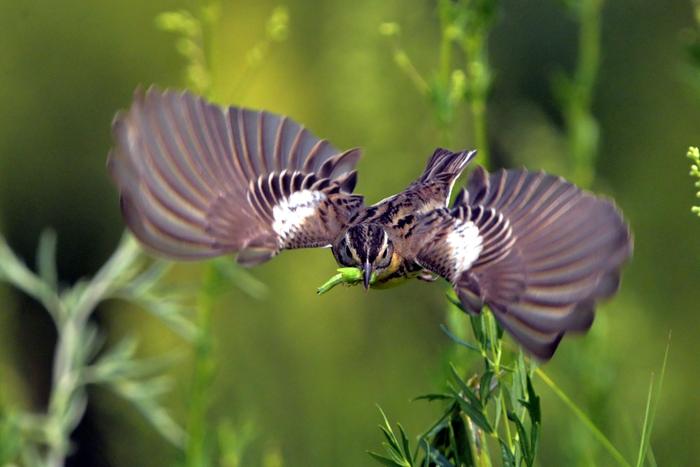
[534, 368, 630, 467]
[45, 235, 142, 467]
[464, 35, 491, 168]
[0, 237, 64, 323]
[436, 0, 456, 145]
[566, 0, 603, 187]
[185, 265, 217, 467]
[499, 391, 513, 452]
[635, 373, 655, 467]
[574, 0, 602, 114]
[634, 333, 670, 467]
[471, 96, 489, 168]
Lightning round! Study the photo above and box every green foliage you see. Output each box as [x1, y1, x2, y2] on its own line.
[683, 0, 700, 91]
[371, 1, 674, 466]
[156, 4, 219, 95]
[380, 0, 498, 161]
[552, 0, 604, 188]
[367, 407, 419, 467]
[0, 233, 192, 465]
[0, 1, 688, 464]
[233, 6, 289, 101]
[687, 146, 700, 216]
[534, 368, 629, 466]
[156, 4, 281, 466]
[0, 2, 285, 460]
[370, 301, 543, 467]
[634, 334, 670, 467]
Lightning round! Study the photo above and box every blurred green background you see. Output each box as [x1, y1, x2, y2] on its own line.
[1, 0, 699, 465]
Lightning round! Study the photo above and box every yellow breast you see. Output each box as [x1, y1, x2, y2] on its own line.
[372, 252, 411, 289]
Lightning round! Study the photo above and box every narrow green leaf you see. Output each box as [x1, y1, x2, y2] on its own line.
[439, 324, 480, 352]
[535, 367, 630, 467]
[413, 393, 452, 402]
[455, 396, 493, 434]
[416, 403, 455, 441]
[469, 314, 485, 347]
[397, 424, 413, 462]
[445, 291, 464, 311]
[530, 422, 540, 465]
[525, 374, 541, 424]
[449, 364, 481, 408]
[380, 426, 402, 457]
[635, 333, 671, 467]
[523, 373, 541, 460]
[424, 446, 453, 467]
[212, 258, 267, 299]
[495, 319, 504, 339]
[368, 451, 404, 467]
[480, 370, 494, 404]
[499, 439, 516, 467]
[36, 229, 58, 291]
[449, 411, 472, 466]
[507, 411, 531, 466]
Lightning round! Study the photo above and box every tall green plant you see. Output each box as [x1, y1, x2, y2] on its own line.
[0, 3, 285, 466]
[554, 0, 604, 188]
[0, 234, 191, 467]
[156, 3, 285, 466]
[687, 147, 700, 217]
[374, 2, 545, 465]
[380, 0, 497, 165]
[370, 1, 670, 466]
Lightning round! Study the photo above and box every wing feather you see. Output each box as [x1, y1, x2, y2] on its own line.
[109, 86, 363, 262]
[416, 166, 631, 359]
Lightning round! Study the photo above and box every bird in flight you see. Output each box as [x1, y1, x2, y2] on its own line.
[108, 87, 632, 360]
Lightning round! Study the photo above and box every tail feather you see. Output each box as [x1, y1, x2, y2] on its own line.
[419, 148, 477, 184]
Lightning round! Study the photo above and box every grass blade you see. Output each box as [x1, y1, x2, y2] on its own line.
[535, 367, 630, 467]
[635, 333, 671, 467]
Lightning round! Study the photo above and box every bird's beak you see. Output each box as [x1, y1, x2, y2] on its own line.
[363, 259, 373, 291]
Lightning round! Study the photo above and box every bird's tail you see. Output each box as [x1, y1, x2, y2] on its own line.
[418, 148, 477, 185]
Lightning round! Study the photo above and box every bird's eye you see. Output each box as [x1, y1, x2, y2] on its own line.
[336, 243, 355, 266]
[377, 245, 393, 268]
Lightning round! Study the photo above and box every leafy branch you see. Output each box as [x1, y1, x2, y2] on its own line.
[370, 298, 541, 467]
[554, 0, 604, 188]
[0, 233, 192, 467]
[156, 3, 282, 466]
[687, 146, 700, 217]
[379, 0, 498, 164]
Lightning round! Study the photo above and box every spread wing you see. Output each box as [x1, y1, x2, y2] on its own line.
[108, 87, 363, 265]
[415, 167, 632, 359]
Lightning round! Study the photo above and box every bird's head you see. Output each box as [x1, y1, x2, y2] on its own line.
[333, 224, 394, 289]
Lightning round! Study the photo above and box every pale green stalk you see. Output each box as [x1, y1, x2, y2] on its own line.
[562, 0, 604, 187]
[0, 231, 179, 467]
[687, 146, 700, 216]
[535, 368, 630, 467]
[634, 334, 670, 467]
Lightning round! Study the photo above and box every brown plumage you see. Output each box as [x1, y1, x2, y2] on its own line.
[108, 86, 632, 360]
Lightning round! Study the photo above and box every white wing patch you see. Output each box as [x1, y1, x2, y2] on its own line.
[447, 220, 483, 274]
[272, 190, 326, 243]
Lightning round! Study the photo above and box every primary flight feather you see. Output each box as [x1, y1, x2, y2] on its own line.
[108, 86, 632, 360]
